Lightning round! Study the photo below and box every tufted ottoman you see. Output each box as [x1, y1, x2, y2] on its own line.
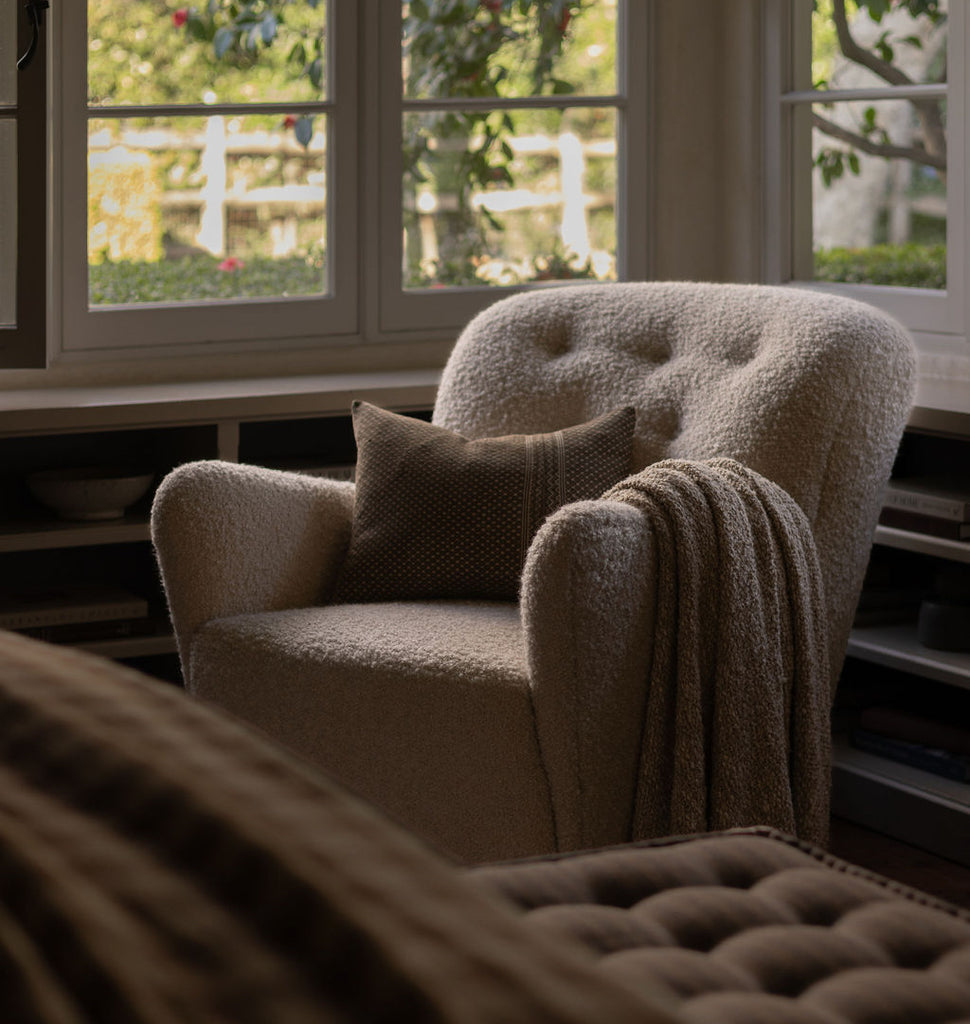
[471, 826, 970, 1024]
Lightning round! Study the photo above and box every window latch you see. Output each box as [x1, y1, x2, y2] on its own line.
[18, 0, 49, 71]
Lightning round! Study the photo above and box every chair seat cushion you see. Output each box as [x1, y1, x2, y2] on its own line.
[189, 600, 558, 862]
[470, 827, 970, 1023]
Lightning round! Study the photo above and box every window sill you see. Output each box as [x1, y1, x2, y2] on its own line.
[0, 368, 441, 436]
[912, 332, 970, 417]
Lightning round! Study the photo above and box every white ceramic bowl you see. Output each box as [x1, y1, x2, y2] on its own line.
[27, 467, 155, 521]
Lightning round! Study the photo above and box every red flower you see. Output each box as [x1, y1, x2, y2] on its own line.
[172, 8, 189, 28]
[481, 0, 502, 11]
[283, 114, 297, 129]
[557, 6, 571, 33]
[218, 256, 245, 272]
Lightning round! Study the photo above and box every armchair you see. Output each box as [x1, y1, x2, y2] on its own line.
[152, 282, 916, 863]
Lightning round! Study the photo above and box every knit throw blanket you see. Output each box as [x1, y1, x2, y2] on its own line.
[602, 458, 831, 846]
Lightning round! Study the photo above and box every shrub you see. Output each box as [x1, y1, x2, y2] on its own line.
[89, 254, 325, 305]
[813, 243, 946, 290]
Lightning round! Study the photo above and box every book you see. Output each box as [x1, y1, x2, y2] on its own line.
[0, 584, 149, 630]
[883, 477, 970, 522]
[851, 726, 970, 783]
[878, 507, 970, 540]
[860, 705, 970, 756]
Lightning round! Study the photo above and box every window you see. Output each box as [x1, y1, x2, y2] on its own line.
[58, 0, 356, 356]
[0, 0, 47, 367]
[774, 0, 963, 341]
[45, 1, 647, 363]
[382, 0, 647, 332]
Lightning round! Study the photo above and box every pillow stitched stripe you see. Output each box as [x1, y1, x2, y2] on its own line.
[554, 430, 566, 511]
[522, 434, 537, 572]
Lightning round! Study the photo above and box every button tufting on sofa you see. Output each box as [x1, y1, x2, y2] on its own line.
[470, 828, 970, 1023]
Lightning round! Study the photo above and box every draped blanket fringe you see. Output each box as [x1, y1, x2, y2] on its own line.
[603, 458, 832, 846]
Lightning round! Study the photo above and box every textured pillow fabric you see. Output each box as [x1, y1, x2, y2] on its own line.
[333, 402, 636, 602]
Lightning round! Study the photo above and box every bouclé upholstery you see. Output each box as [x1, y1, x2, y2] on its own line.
[153, 282, 916, 863]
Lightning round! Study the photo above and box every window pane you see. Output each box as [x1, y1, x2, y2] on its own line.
[0, 119, 14, 325]
[402, 1, 616, 100]
[403, 107, 616, 289]
[88, 114, 327, 306]
[811, 99, 946, 289]
[812, 0, 946, 91]
[87, 1, 327, 107]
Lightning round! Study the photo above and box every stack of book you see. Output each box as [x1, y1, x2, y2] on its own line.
[851, 704, 970, 784]
[880, 476, 970, 541]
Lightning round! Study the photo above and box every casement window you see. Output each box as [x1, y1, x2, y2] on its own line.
[26, 1, 648, 365]
[58, 0, 357, 356]
[770, 0, 963, 345]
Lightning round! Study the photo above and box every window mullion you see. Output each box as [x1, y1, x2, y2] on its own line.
[89, 101, 335, 119]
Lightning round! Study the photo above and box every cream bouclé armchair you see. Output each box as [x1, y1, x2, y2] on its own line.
[152, 282, 917, 864]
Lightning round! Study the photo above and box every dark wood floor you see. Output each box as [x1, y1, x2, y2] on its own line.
[828, 816, 970, 909]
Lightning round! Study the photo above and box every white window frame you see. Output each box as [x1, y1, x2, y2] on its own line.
[47, 1, 647, 362]
[767, 0, 966, 348]
[55, 1, 358, 359]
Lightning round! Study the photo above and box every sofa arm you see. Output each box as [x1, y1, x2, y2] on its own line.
[151, 460, 355, 670]
[520, 499, 657, 852]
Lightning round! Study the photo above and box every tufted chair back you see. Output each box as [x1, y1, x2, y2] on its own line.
[434, 282, 917, 687]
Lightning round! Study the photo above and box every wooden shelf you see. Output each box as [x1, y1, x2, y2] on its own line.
[0, 515, 151, 553]
[873, 524, 970, 564]
[76, 633, 178, 659]
[847, 622, 970, 691]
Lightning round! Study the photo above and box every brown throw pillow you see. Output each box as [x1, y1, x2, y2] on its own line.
[332, 402, 637, 602]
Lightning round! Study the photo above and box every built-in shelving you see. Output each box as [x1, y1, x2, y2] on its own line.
[835, 418, 970, 866]
[0, 371, 440, 684]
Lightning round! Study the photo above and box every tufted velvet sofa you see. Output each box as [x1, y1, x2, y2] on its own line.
[473, 829, 970, 1023]
[1, 629, 968, 1023]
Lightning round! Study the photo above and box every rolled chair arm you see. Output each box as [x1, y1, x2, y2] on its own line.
[151, 460, 355, 676]
[520, 499, 657, 852]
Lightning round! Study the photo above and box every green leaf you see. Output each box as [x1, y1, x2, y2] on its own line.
[875, 30, 894, 63]
[213, 26, 235, 58]
[295, 115, 314, 148]
[261, 12, 278, 44]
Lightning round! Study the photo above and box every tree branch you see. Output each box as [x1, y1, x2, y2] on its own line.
[832, 0, 914, 88]
[812, 111, 946, 171]
[830, 0, 947, 173]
